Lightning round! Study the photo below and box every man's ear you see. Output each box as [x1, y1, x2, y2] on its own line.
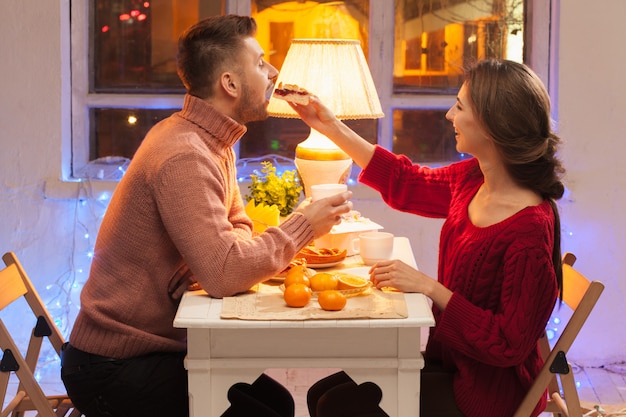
[220, 72, 239, 98]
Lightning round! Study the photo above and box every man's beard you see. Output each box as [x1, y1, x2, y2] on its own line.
[234, 80, 269, 124]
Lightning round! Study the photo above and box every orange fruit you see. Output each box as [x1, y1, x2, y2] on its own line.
[318, 290, 347, 311]
[336, 273, 369, 290]
[309, 272, 339, 292]
[283, 283, 312, 307]
[284, 265, 310, 288]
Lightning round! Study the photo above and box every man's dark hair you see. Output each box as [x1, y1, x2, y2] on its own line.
[177, 15, 257, 98]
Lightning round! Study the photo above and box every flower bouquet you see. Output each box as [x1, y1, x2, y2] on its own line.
[245, 161, 303, 233]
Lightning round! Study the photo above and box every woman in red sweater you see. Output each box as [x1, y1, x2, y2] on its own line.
[294, 60, 565, 417]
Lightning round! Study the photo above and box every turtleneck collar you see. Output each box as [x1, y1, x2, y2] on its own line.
[179, 94, 248, 149]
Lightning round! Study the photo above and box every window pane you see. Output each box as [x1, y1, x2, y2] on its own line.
[392, 109, 468, 163]
[90, 108, 178, 159]
[240, 118, 377, 160]
[252, 0, 369, 65]
[92, 0, 224, 93]
[393, 0, 524, 94]
[244, 0, 370, 161]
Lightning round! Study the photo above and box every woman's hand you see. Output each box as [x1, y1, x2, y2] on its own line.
[289, 96, 376, 168]
[369, 259, 453, 310]
[288, 95, 338, 136]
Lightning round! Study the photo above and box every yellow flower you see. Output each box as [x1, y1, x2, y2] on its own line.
[246, 161, 303, 216]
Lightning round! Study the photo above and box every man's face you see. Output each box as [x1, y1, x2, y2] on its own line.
[233, 37, 278, 124]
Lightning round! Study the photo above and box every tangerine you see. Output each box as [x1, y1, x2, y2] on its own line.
[284, 265, 310, 288]
[310, 272, 338, 292]
[318, 290, 347, 311]
[336, 273, 369, 290]
[283, 283, 312, 307]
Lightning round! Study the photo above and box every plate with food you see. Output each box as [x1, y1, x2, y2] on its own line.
[309, 260, 344, 269]
[295, 246, 347, 268]
[333, 268, 372, 295]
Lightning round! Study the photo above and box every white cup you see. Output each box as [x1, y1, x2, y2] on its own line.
[310, 183, 348, 201]
[352, 231, 394, 265]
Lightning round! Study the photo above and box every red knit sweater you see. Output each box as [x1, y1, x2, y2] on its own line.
[360, 147, 558, 417]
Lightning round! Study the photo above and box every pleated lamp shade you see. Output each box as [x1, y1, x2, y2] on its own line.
[267, 39, 384, 119]
[267, 39, 383, 198]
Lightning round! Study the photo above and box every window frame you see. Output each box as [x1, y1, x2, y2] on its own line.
[67, 0, 556, 181]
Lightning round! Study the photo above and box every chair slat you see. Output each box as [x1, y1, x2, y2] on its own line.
[3, 253, 66, 355]
[1, 251, 82, 417]
[0, 264, 27, 310]
[562, 264, 591, 310]
[513, 252, 604, 417]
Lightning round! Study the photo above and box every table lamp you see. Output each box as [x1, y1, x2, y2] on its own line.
[267, 39, 384, 198]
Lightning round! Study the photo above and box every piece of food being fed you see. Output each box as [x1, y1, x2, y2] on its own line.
[272, 82, 311, 105]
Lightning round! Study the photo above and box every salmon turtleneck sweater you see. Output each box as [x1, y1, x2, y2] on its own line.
[70, 94, 315, 359]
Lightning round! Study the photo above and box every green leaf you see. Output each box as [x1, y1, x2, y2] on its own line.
[245, 161, 303, 216]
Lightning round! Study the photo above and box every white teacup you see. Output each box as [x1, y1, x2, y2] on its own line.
[352, 231, 394, 265]
[310, 183, 348, 201]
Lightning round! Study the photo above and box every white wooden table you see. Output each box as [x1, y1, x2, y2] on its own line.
[174, 237, 435, 417]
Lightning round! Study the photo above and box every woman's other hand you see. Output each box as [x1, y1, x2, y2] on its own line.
[369, 259, 453, 310]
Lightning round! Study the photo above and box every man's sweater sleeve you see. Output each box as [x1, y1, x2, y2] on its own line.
[154, 148, 314, 298]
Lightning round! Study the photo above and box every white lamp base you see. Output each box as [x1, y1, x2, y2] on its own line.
[294, 128, 352, 198]
[295, 157, 352, 198]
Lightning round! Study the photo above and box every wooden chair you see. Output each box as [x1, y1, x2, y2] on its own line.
[514, 252, 605, 417]
[1, 251, 82, 417]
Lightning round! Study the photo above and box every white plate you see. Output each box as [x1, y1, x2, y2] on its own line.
[309, 260, 344, 269]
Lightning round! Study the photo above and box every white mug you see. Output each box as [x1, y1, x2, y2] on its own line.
[352, 231, 394, 265]
[310, 183, 348, 201]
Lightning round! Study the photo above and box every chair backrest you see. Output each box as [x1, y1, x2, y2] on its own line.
[1, 251, 80, 417]
[513, 252, 605, 417]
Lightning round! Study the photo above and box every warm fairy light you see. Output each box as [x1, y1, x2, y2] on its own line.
[128, 115, 137, 124]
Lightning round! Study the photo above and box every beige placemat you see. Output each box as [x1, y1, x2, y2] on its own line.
[221, 283, 407, 320]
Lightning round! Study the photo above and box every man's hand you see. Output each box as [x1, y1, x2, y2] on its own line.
[296, 191, 353, 239]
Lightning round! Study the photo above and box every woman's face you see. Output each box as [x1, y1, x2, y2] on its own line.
[445, 83, 491, 156]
